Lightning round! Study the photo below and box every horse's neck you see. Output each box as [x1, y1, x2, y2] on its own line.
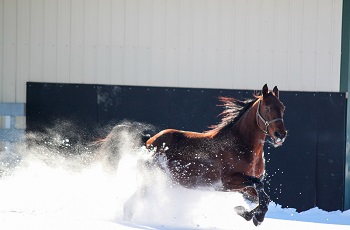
[234, 101, 266, 153]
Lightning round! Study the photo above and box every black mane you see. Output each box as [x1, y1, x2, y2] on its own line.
[209, 96, 259, 132]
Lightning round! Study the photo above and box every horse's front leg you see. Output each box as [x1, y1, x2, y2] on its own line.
[222, 174, 270, 226]
[248, 180, 270, 226]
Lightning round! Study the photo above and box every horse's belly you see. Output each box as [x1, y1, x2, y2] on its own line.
[166, 159, 221, 188]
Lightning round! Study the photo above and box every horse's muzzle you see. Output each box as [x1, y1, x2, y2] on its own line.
[273, 137, 285, 147]
[272, 131, 287, 147]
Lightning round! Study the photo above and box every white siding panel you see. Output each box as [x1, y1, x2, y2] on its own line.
[204, 0, 220, 88]
[0, 0, 4, 102]
[331, 0, 343, 91]
[192, 0, 206, 88]
[260, 0, 275, 87]
[84, 0, 98, 84]
[274, 0, 290, 90]
[110, 0, 126, 85]
[218, 0, 234, 89]
[17, 0, 31, 102]
[178, 0, 193, 88]
[150, 0, 166, 87]
[232, 0, 247, 89]
[316, 0, 333, 92]
[216, 0, 233, 88]
[0, 0, 345, 103]
[56, 0, 71, 83]
[97, 0, 112, 84]
[164, 0, 180, 87]
[70, 0, 85, 83]
[138, 0, 152, 86]
[302, 0, 318, 91]
[288, 0, 303, 91]
[3, 0, 16, 102]
[30, 0, 44, 82]
[245, 0, 261, 89]
[124, 0, 139, 85]
[43, 0, 58, 82]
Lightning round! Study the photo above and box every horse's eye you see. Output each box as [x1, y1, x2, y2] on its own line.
[265, 107, 270, 112]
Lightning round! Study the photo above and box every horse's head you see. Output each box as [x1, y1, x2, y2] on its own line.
[257, 84, 287, 147]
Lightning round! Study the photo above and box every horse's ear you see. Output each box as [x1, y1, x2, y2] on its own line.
[262, 84, 268, 97]
[273, 86, 279, 98]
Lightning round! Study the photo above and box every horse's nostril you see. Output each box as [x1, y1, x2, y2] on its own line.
[274, 131, 281, 138]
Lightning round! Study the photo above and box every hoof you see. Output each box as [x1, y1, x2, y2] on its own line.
[253, 216, 262, 226]
[252, 207, 267, 226]
[253, 212, 266, 224]
[234, 206, 253, 221]
[123, 201, 135, 221]
[123, 207, 133, 221]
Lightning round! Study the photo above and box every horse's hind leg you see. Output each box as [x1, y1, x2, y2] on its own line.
[123, 192, 135, 221]
[225, 175, 270, 226]
[123, 159, 154, 221]
[241, 187, 258, 203]
[123, 184, 148, 221]
[252, 182, 270, 226]
[239, 179, 270, 226]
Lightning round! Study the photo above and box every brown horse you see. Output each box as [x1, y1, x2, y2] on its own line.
[144, 84, 287, 226]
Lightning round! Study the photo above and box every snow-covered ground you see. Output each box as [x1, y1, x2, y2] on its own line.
[0, 134, 349, 230]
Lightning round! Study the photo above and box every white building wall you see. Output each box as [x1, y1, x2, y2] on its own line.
[0, 0, 344, 103]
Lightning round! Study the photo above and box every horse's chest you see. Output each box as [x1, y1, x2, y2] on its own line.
[250, 154, 265, 177]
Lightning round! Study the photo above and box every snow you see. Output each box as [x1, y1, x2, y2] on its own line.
[0, 133, 349, 230]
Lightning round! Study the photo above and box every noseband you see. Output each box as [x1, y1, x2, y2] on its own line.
[256, 100, 284, 135]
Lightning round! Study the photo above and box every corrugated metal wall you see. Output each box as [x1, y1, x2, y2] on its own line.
[0, 0, 343, 103]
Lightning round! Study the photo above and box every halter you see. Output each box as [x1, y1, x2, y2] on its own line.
[256, 100, 284, 135]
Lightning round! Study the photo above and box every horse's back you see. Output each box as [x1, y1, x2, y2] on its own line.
[146, 129, 175, 148]
[146, 129, 209, 151]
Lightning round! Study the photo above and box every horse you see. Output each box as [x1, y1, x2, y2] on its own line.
[141, 84, 287, 226]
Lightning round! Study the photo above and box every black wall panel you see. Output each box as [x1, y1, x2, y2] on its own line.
[316, 93, 346, 211]
[26, 82, 346, 211]
[168, 88, 240, 132]
[119, 87, 171, 130]
[96, 85, 123, 127]
[27, 83, 98, 143]
[265, 92, 318, 211]
[95, 85, 172, 133]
